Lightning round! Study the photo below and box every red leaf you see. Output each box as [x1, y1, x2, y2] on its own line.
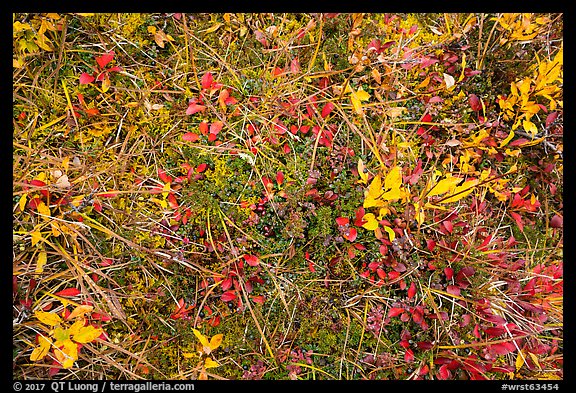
[93, 200, 103, 213]
[158, 168, 172, 184]
[550, 214, 563, 228]
[510, 211, 524, 232]
[388, 271, 400, 280]
[545, 112, 558, 127]
[91, 312, 111, 322]
[321, 102, 335, 118]
[290, 58, 301, 74]
[444, 267, 454, 281]
[201, 72, 214, 90]
[442, 220, 453, 234]
[99, 258, 114, 267]
[388, 307, 404, 318]
[336, 217, 349, 226]
[210, 121, 224, 135]
[167, 193, 178, 209]
[473, 324, 482, 338]
[221, 277, 233, 291]
[199, 121, 209, 135]
[446, 285, 461, 296]
[276, 171, 284, 186]
[426, 239, 436, 252]
[186, 103, 206, 115]
[404, 349, 415, 363]
[182, 132, 199, 142]
[283, 144, 291, 154]
[54, 288, 81, 297]
[79, 73, 95, 84]
[221, 290, 237, 302]
[468, 93, 481, 111]
[407, 281, 416, 299]
[308, 261, 316, 272]
[96, 51, 114, 68]
[251, 295, 265, 304]
[438, 364, 451, 380]
[208, 133, 217, 142]
[196, 163, 208, 173]
[243, 254, 259, 267]
[343, 228, 357, 242]
[417, 341, 434, 350]
[376, 268, 387, 279]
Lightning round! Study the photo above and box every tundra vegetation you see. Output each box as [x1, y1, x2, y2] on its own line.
[13, 13, 562, 380]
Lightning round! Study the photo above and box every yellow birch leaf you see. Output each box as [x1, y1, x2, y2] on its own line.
[380, 187, 404, 202]
[36, 250, 47, 274]
[37, 201, 51, 218]
[427, 176, 463, 198]
[361, 213, 379, 230]
[413, 203, 425, 226]
[209, 334, 223, 351]
[383, 226, 395, 242]
[51, 221, 61, 237]
[19, 194, 27, 211]
[192, 328, 210, 348]
[35, 310, 62, 326]
[363, 175, 386, 208]
[67, 305, 93, 320]
[72, 325, 103, 343]
[204, 357, 219, 368]
[350, 87, 370, 114]
[384, 166, 402, 191]
[30, 335, 52, 361]
[440, 179, 479, 204]
[68, 319, 86, 336]
[357, 159, 368, 184]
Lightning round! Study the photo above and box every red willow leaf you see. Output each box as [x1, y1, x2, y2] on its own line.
[210, 121, 224, 135]
[158, 168, 172, 184]
[336, 217, 350, 226]
[167, 193, 178, 209]
[54, 288, 81, 297]
[221, 277, 233, 291]
[468, 93, 481, 111]
[404, 349, 415, 363]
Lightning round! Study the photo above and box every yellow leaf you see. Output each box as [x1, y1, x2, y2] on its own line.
[361, 213, 379, 230]
[162, 182, 171, 198]
[516, 350, 525, 371]
[357, 159, 368, 184]
[147, 25, 157, 34]
[458, 53, 467, 82]
[209, 334, 223, 351]
[384, 166, 402, 191]
[383, 226, 395, 242]
[199, 370, 208, 380]
[72, 325, 103, 343]
[68, 320, 86, 336]
[19, 194, 27, 211]
[67, 305, 93, 320]
[36, 250, 47, 274]
[30, 335, 52, 361]
[529, 352, 542, 370]
[413, 203, 425, 226]
[363, 175, 386, 208]
[150, 197, 167, 209]
[101, 77, 111, 93]
[499, 130, 515, 148]
[380, 187, 405, 202]
[427, 176, 463, 198]
[192, 328, 210, 348]
[55, 340, 79, 368]
[37, 201, 51, 218]
[35, 310, 62, 326]
[182, 352, 195, 359]
[350, 87, 370, 114]
[522, 119, 538, 135]
[204, 357, 219, 368]
[53, 326, 71, 345]
[440, 179, 478, 204]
